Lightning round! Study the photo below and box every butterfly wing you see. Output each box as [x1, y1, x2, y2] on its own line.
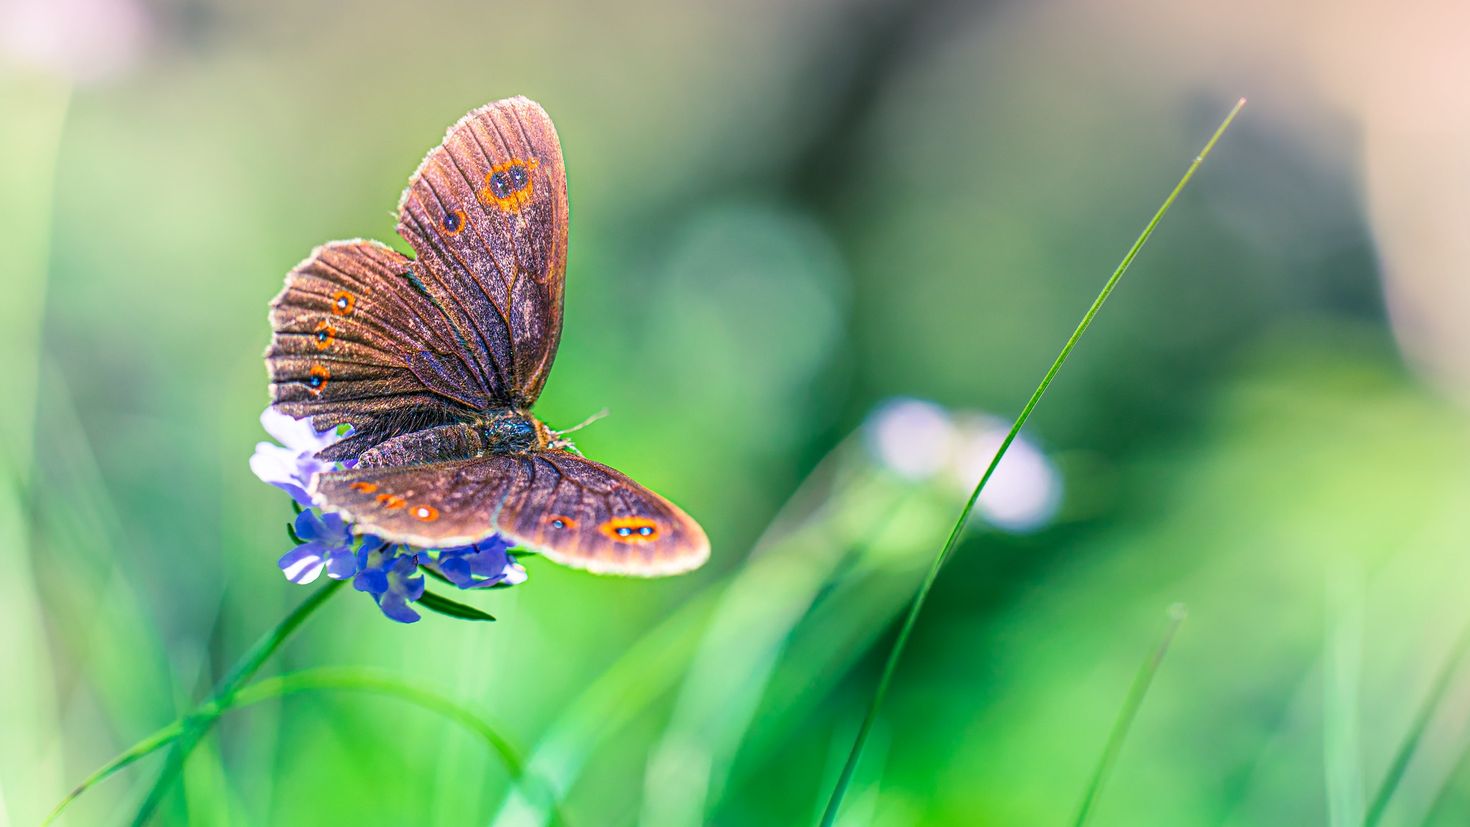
[268, 97, 568, 458]
[312, 452, 709, 577]
[265, 239, 503, 458]
[396, 96, 569, 408]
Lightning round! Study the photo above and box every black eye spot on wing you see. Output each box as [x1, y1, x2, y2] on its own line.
[478, 160, 537, 211]
[441, 207, 466, 235]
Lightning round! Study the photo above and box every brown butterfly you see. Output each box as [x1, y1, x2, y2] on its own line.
[264, 96, 709, 576]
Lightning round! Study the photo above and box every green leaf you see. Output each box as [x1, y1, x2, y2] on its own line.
[418, 588, 496, 622]
[285, 520, 302, 545]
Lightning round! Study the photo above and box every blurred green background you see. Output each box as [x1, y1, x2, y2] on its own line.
[5, 0, 1470, 824]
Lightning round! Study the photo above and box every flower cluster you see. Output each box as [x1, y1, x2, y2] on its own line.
[251, 407, 525, 623]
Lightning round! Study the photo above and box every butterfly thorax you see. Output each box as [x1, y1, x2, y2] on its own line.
[354, 409, 555, 469]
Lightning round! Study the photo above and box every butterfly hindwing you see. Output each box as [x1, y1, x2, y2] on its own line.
[312, 452, 709, 577]
[396, 96, 569, 408]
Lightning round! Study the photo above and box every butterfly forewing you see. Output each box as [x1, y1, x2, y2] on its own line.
[396, 96, 568, 408]
[266, 240, 490, 433]
[311, 454, 710, 577]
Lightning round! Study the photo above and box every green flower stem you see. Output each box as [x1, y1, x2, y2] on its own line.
[817, 98, 1247, 827]
[46, 665, 571, 827]
[127, 578, 346, 826]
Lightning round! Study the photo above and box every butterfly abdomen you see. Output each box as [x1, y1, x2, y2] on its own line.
[354, 410, 547, 469]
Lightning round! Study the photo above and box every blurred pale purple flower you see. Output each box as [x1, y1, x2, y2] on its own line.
[250, 407, 344, 506]
[864, 397, 957, 481]
[863, 396, 1062, 533]
[277, 510, 361, 585]
[354, 543, 426, 623]
[1, 0, 150, 84]
[430, 536, 528, 589]
[950, 413, 1061, 532]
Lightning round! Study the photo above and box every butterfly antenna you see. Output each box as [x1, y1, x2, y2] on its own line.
[554, 408, 609, 437]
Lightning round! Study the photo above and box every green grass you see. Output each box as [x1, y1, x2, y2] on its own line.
[818, 97, 1248, 827]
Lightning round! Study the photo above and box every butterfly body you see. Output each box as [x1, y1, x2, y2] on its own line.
[353, 410, 554, 469]
[265, 97, 709, 576]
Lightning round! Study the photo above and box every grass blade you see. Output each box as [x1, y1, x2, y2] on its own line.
[126, 578, 345, 826]
[1363, 613, 1470, 827]
[46, 666, 572, 827]
[1072, 604, 1188, 827]
[817, 97, 1247, 827]
[1324, 569, 1365, 827]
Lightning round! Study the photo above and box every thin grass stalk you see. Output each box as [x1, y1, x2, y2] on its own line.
[1072, 604, 1188, 827]
[1363, 612, 1470, 827]
[817, 97, 1247, 827]
[46, 665, 571, 827]
[126, 579, 345, 825]
[1324, 568, 1366, 827]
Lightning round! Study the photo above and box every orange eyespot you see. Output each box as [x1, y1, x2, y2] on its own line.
[477, 158, 538, 212]
[312, 320, 337, 351]
[600, 516, 660, 544]
[411, 504, 439, 522]
[306, 364, 330, 396]
[546, 515, 577, 530]
[330, 290, 355, 316]
[440, 207, 467, 236]
[350, 481, 378, 494]
[376, 493, 406, 509]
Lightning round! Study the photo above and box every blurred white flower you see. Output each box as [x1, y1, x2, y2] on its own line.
[863, 397, 958, 482]
[949, 413, 1061, 532]
[863, 397, 1062, 532]
[1, 0, 149, 83]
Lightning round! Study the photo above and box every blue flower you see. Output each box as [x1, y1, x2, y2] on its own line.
[431, 535, 527, 589]
[254, 407, 530, 623]
[277, 510, 358, 584]
[250, 406, 345, 506]
[353, 542, 426, 623]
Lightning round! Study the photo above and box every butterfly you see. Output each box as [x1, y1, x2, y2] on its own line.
[264, 96, 709, 576]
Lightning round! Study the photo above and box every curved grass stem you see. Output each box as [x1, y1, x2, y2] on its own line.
[125, 578, 345, 826]
[47, 664, 571, 827]
[817, 97, 1247, 827]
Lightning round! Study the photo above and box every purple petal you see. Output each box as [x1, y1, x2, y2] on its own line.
[437, 555, 474, 588]
[279, 543, 326, 584]
[294, 510, 324, 542]
[354, 567, 388, 595]
[376, 594, 421, 623]
[402, 571, 425, 603]
[251, 443, 325, 507]
[436, 535, 518, 589]
[260, 407, 344, 453]
[502, 560, 528, 586]
[323, 547, 358, 580]
[317, 512, 351, 545]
